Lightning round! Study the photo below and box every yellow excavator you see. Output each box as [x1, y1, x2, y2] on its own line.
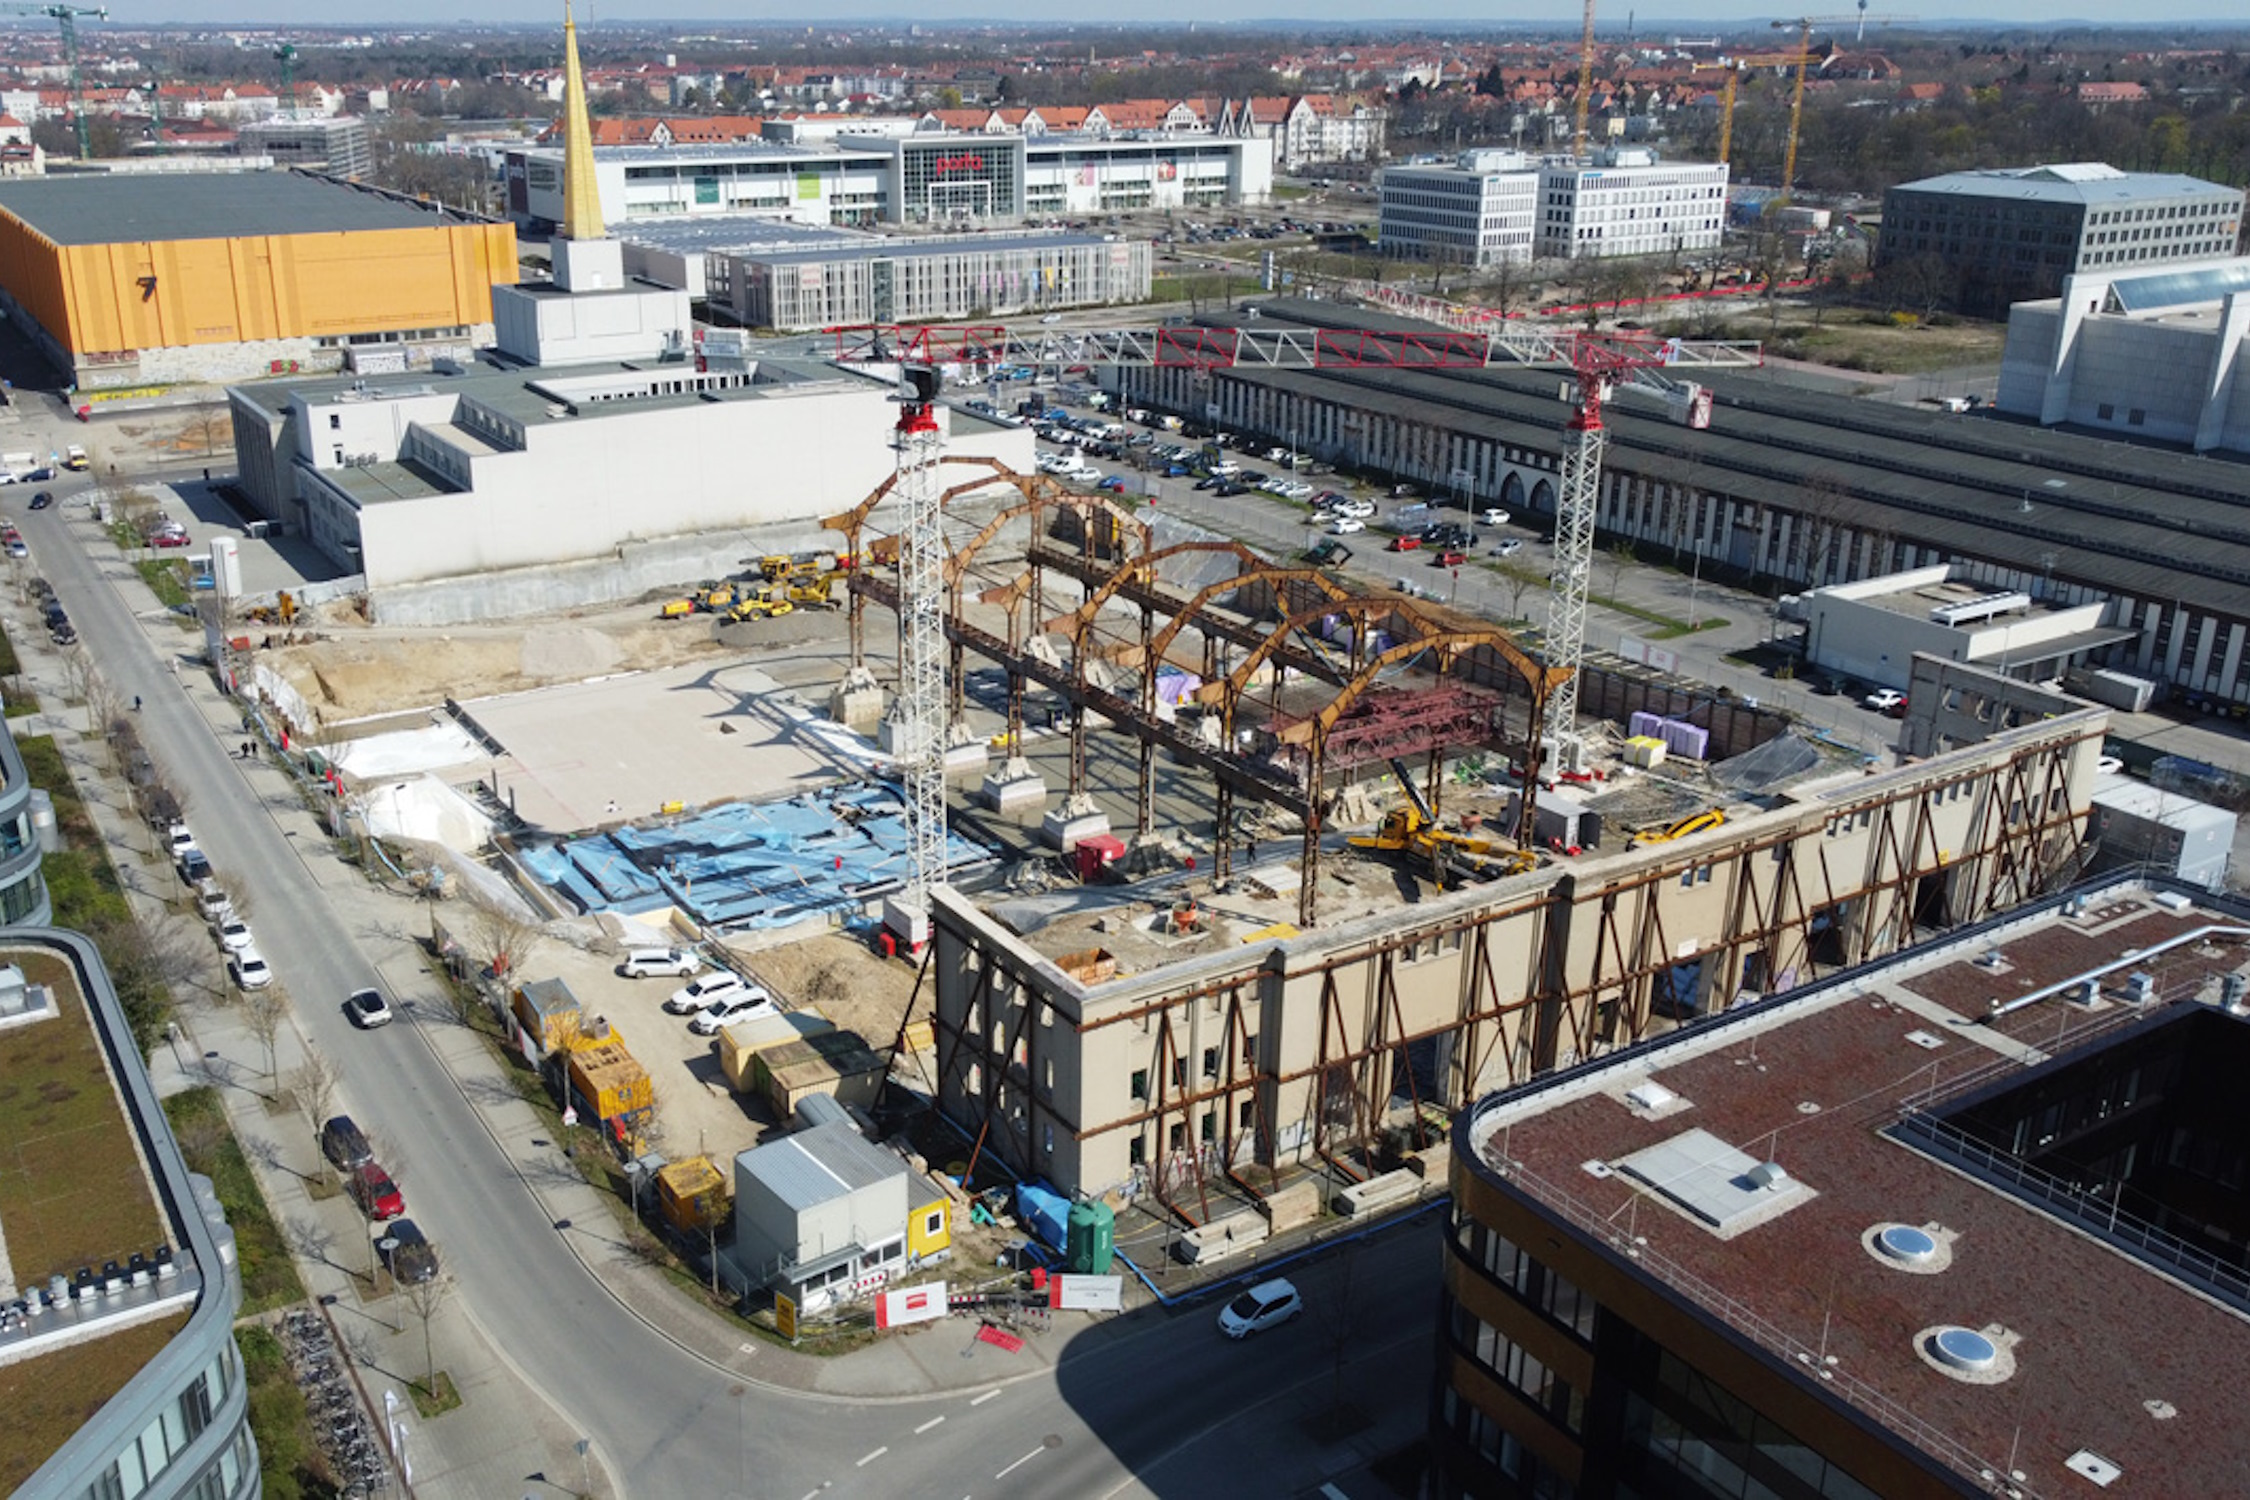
[785, 572, 839, 609]
[721, 582, 795, 625]
[1349, 760, 1537, 887]
[1630, 808, 1725, 848]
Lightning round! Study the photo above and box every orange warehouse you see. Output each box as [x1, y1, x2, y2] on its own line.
[0, 171, 516, 390]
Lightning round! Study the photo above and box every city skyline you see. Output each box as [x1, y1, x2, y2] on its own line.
[42, 4, 2250, 32]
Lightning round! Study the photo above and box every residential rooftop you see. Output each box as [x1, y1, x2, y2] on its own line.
[1467, 877, 2250, 1499]
[0, 169, 486, 245]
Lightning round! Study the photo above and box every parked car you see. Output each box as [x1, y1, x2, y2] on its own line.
[179, 848, 214, 884]
[347, 986, 394, 1029]
[1434, 549, 1468, 568]
[228, 947, 270, 990]
[620, 947, 701, 980]
[1327, 517, 1365, 535]
[1863, 688, 1906, 714]
[29, 490, 52, 510]
[322, 1114, 374, 1171]
[210, 913, 254, 952]
[1480, 508, 1510, 527]
[166, 822, 196, 856]
[1218, 1278, 1303, 1338]
[1334, 500, 1375, 519]
[349, 1162, 405, 1222]
[5, 538, 25, 558]
[1492, 538, 1524, 557]
[689, 991, 778, 1035]
[1388, 535, 1421, 552]
[665, 971, 753, 1015]
[1096, 475, 1128, 493]
[148, 528, 191, 549]
[194, 885, 232, 923]
[380, 1218, 438, 1284]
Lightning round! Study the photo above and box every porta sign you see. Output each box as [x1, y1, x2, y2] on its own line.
[1046, 1274, 1124, 1312]
[930, 153, 986, 174]
[876, 1282, 950, 1329]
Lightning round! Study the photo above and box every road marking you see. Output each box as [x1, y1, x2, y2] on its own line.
[995, 1448, 1044, 1480]
[969, 1389, 1001, 1406]
[915, 1415, 946, 1434]
[856, 1446, 888, 1467]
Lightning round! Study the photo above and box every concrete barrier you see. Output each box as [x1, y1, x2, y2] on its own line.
[1172, 1210, 1271, 1265]
[1332, 1168, 1420, 1218]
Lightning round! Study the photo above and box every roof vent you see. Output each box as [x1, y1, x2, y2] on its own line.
[1625, 1081, 1678, 1113]
[1916, 1322, 2018, 1384]
[2064, 1451, 2121, 1488]
[1743, 1161, 1789, 1192]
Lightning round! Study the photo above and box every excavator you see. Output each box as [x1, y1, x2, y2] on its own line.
[785, 572, 840, 609]
[1629, 808, 1726, 848]
[1349, 759, 1538, 888]
[720, 582, 795, 625]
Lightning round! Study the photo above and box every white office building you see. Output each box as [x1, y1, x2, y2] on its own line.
[1536, 148, 1728, 260]
[721, 229, 1151, 331]
[503, 131, 1269, 234]
[1376, 149, 1537, 267]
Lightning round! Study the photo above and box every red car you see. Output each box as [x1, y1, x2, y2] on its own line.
[149, 529, 191, 549]
[1434, 549, 1467, 567]
[349, 1162, 405, 1221]
[1388, 535, 1421, 552]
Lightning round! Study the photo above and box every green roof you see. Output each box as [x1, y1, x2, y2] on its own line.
[0, 171, 472, 247]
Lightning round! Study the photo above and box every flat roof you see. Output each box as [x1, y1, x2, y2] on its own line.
[1468, 879, 2250, 1498]
[1215, 301, 2250, 618]
[0, 170, 474, 245]
[614, 214, 873, 256]
[737, 228, 1115, 267]
[1890, 164, 2243, 208]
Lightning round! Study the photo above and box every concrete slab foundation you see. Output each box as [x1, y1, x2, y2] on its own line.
[1043, 793, 1112, 853]
[829, 666, 887, 734]
[980, 759, 1049, 813]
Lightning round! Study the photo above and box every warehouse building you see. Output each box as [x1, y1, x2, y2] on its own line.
[5, 930, 256, 1500]
[1436, 874, 2250, 1498]
[719, 229, 1150, 331]
[1876, 162, 2243, 315]
[1790, 564, 2129, 693]
[0, 170, 515, 388]
[1376, 149, 1539, 268]
[1110, 301, 2250, 709]
[930, 668, 2106, 1206]
[503, 128, 1269, 233]
[1995, 257, 2250, 451]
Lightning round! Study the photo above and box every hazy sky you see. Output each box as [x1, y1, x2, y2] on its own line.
[70, 3, 2250, 30]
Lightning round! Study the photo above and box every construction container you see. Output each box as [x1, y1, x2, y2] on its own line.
[1622, 735, 1669, 768]
[566, 1038, 654, 1126]
[907, 1173, 952, 1264]
[717, 1007, 832, 1092]
[2068, 668, 2157, 714]
[1073, 835, 1126, 884]
[512, 977, 582, 1055]
[655, 1155, 730, 1235]
[1066, 1198, 1115, 1275]
[756, 1028, 887, 1118]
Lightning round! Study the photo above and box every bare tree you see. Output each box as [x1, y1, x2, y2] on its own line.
[240, 985, 288, 1098]
[1599, 538, 1637, 601]
[1501, 567, 1542, 624]
[399, 1271, 451, 1399]
[461, 889, 548, 983]
[293, 1047, 343, 1178]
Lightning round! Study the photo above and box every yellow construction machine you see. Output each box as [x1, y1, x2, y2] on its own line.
[1350, 805, 1537, 887]
[785, 572, 839, 609]
[1630, 808, 1725, 848]
[720, 583, 795, 625]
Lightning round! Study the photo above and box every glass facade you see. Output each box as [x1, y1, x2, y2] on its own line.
[899, 139, 1024, 223]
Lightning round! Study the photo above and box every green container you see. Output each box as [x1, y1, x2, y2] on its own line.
[1066, 1198, 1115, 1275]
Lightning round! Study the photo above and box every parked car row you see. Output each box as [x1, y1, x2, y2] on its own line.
[646, 962, 779, 1035]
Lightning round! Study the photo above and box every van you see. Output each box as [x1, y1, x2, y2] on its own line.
[620, 947, 701, 980]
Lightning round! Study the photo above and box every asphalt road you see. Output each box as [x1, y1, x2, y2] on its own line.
[26, 475, 1443, 1499]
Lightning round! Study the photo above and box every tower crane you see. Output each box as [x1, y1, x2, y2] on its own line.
[0, 4, 108, 160]
[1570, 0, 1599, 161]
[831, 317, 1763, 911]
[1693, 50, 1817, 170]
[274, 42, 297, 114]
[1770, 13, 1914, 201]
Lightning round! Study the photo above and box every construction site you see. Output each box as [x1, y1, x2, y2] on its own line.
[203, 302, 2115, 1271]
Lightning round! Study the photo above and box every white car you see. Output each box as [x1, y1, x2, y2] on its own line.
[167, 822, 197, 856]
[688, 992, 779, 1036]
[620, 947, 702, 979]
[1277, 480, 1316, 500]
[1863, 688, 1906, 713]
[666, 971, 753, 1015]
[1258, 476, 1290, 495]
[1328, 517, 1365, 535]
[1335, 500, 1376, 519]
[1492, 538, 1524, 557]
[212, 914, 255, 952]
[1218, 1278, 1303, 1339]
[194, 885, 233, 923]
[229, 947, 272, 990]
[1481, 508, 1510, 527]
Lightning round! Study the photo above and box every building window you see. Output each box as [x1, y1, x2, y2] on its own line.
[1131, 1068, 1149, 1102]
[924, 1209, 944, 1237]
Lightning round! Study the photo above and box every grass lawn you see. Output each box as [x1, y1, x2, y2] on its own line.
[0, 1310, 187, 1495]
[163, 1088, 307, 1315]
[1652, 307, 2005, 376]
[0, 949, 166, 1282]
[135, 557, 191, 609]
[411, 1370, 462, 1418]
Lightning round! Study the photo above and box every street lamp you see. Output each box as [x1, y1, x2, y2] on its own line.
[1688, 538, 1706, 629]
